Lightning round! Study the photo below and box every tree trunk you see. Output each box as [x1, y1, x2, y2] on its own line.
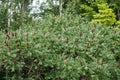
[7, 0, 12, 27]
[59, 0, 62, 17]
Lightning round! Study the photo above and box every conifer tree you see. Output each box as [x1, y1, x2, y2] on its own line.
[92, 3, 116, 26]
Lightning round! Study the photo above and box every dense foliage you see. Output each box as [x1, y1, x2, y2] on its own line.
[0, 0, 120, 80]
[0, 15, 120, 80]
[92, 3, 116, 26]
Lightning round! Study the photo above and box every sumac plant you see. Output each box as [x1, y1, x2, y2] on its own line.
[0, 15, 120, 80]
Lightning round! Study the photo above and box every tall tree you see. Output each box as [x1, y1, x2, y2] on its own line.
[0, 0, 33, 29]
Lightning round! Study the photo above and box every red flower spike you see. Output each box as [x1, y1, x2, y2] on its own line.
[92, 35, 94, 40]
[80, 32, 82, 37]
[90, 29, 95, 33]
[65, 37, 68, 44]
[14, 60, 16, 64]
[64, 27, 66, 31]
[58, 35, 61, 39]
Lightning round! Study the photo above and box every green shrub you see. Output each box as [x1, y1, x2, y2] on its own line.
[116, 20, 120, 29]
[0, 15, 120, 80]
[91, 3, 116, 26]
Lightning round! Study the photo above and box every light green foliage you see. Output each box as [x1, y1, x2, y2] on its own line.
[92, 3, 116, 26]
[0, 15, 120, 79]
[116, 20, 120, 28]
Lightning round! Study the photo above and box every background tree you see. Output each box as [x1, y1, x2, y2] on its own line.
[91, 3, 116, 26]
[106, 0, 120, 20]
[40, 0, 59, 16]
[0, 2, 8, 29]
[40, 0, 120, 22]
[0, 0, 33, 29]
